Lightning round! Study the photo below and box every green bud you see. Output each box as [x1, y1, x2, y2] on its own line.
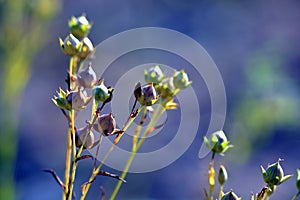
[75, 126, 95, 149]
[52, 88, 72, 110]
[158, 77, 176, 99]
[77, 64, 97, 88]
[172, 69, 192, 89]
[218, 164, 228, 185]
[68, 14, 92, 38]
[261, 159, 292, 186]
[296, 169, 300, 192]
[93, 81, 110, 102]
[59, 33, 82, 56]
[221, 190, 241, 200]
[93, 113, 117, 136]
[204, 130, 233, 154]
[134, 83, 159, 106]
[144, 65, 165, 84]
[66, 89, 91, 111]
[78, 37, 94, 60]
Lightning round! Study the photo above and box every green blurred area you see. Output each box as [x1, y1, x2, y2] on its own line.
[0, 0, 61, 199]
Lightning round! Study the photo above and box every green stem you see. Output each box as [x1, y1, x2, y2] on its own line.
[110, 102, 165, 200]
[292, 191, 300, 200]
[218, 185, 223, 200]
[67, 110, 76, 200]
[80, 107, 143, 200]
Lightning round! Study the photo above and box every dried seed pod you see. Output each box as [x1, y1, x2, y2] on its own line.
[93, 113, 117, 136]
[134, 83, 158, 106]
[77, 64, 97, 88]
[75, 126, 95, 149]
[66, 89, 91, 111]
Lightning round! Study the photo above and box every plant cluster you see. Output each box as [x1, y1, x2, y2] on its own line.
[203, 130, 300, 200]
[46, 14, 191, 200]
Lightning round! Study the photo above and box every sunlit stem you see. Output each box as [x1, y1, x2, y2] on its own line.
[109, 102, 165, 200]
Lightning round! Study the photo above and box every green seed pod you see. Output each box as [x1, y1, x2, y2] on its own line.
[204, 130, 233, 154]
[93, 113, 117, 136]
[68, 14, 92, 38]
[75, 126, 95, 149]
[144, 65, 165, 84]
[172, 69, 192, 89]
[296, 169, 300, 192]
[221, 190, 241, 200]
[77, 64, 97, 88]
[93, 81, 110, 102]
[78, 37, 94, 60]
[218, 164, 228, 185]
[261, 159, 292, 186]
[158, 77, 176, 99]
[66, 89, 91, 111]
[134, 83, 158, 106]
[59, 33, 82, 56]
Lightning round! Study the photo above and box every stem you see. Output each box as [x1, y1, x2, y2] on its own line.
[67, 110, 76, 200]
[62, 56, 76, 200]
[109, 103, 165, 200]
[80, 107, 143, 200]
[292, 192, 300, 200]
[218, 185, 223, 200]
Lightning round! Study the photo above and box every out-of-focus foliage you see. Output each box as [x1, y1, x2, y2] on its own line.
[0, 0, 60, 199]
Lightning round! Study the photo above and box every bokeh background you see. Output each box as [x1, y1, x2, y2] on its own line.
[1, 0, 300, 199]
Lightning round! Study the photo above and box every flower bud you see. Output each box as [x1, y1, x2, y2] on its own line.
[66, 89, 91, 111]
[261, 159, 292, 186]
[296, 169, 300, 192]
[144, 65, 164, 84]
[158, 78, 176, 99]
[59, 33, 82, 56]
[204, 130, 233, 154]
[68, 14, 92, 38]
[218, 164, 228, 185]
[93, 81, 110, 102]
[134, 83, 158, 106]
[93, 113, 117, 136]
[77, 64, 97, 88]
[221, 190, 241, 200]
[52, 88, 72, 110]
[75, 126, 95, 149]
[172, 69, 192, 89]
[78, 37, 94, 60]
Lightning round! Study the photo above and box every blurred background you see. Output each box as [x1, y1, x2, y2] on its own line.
[1, 0, 300, 199]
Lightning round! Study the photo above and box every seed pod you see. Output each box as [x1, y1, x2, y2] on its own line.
[221, 190, 241, 200]
[59, 33, 82, 56]
[68, 14, 92, 38]
[134, 83, 158, 106]
[218, 164, 228, 185]
[204, 130, 233, 154]
[78, 37, 94, 60]
[93, 81, 110, 102]
[66, 89, 91, 111]
[75, 126, 95, 149]
[172, 69, 192, 89]
[261, 159, 292, 186]
[93, 113, 117, 136]
[77, 64, 97, 88]
[144, 65, 164, 84]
